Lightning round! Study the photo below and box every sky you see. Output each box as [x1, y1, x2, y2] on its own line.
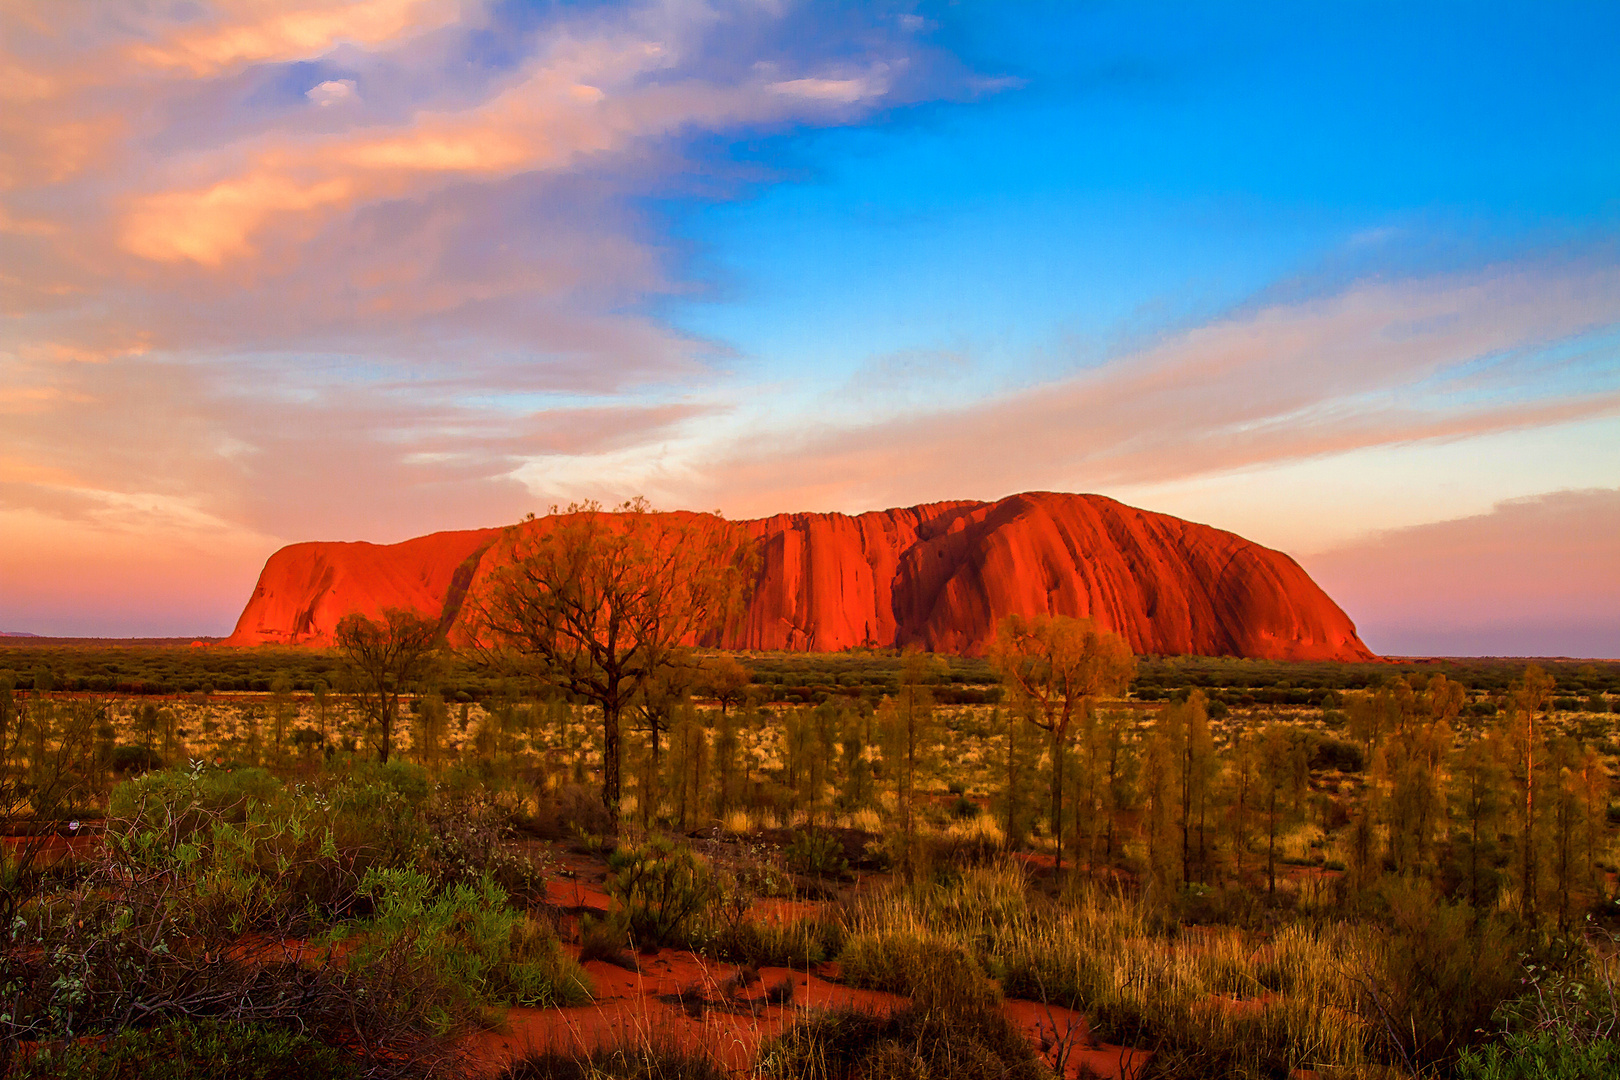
[1, 0, 1616, 655]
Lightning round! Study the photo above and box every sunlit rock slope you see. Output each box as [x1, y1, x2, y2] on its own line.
[226, 491, 1374, 661]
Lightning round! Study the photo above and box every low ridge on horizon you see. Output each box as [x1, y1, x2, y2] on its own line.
[226, 491, 1374, 662]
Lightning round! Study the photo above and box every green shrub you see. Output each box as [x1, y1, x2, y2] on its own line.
[419, 794, 550, 900]
[1362, 879, 1519, 1072]
[1456, 1033, 1620, 1079]
[783, 830, 851, 880]
[9, 1019, 362, 1079]
[0, 864, 455, 1069]
[328, 867, 589, 1031]
[605, 839, 716, 950]
[108, 766, 283, 830]
[105, 765, 431, 931]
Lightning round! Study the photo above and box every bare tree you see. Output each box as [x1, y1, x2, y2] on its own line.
[470, 500, 757, 831]
[333, 608, 441, 765]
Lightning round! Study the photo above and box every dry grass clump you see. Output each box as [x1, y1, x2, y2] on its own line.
[840, 861, 1380, 1079]
[838, 925, 995, 1001]
[695, 914, 843, 968]
[832, 861, 1569, 1077]
[497, 1040, 729, 1080]
[762, 947, 1047, 1080]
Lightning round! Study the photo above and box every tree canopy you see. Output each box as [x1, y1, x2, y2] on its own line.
[989, 613, 1135, 872]
[470, 499, 758, 829]
[333, 607, 442, 765]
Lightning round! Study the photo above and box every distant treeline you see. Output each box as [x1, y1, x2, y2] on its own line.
[0, 641, 1616, 711]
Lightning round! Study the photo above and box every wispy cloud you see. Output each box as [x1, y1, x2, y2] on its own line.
[681, 262, 1620, 515]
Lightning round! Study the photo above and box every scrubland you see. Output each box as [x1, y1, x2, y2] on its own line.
[2, 649, 1620, 1078]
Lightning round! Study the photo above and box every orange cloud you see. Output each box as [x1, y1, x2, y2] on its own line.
[122, 175, 358, 264]
[112, 33, 895, 265]
[125, 0, 469, 76]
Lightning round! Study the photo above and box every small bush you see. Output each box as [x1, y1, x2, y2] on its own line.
[1455, 1033, 1620, 1079]
[329, 867, 590, 1031]
[105, 765, 431, 930]
[838, 931, 995, 1006]
[9, 1019, 363, 1079]
[605, 839, 716, 951]
[578, 912, 638, 971]
[419, 794, 549, 900]
[1308, 735, 1365, 772]
[697, 917, 843, 968]
[108, 745, 165, 775]
[783, 830, 851, 880]
[1359, 879, 1519, 1072]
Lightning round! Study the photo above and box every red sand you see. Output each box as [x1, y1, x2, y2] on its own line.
[542, 875, 614, 915]
[226, 492, 1373, 661]
[465, 945, 1148, 1079]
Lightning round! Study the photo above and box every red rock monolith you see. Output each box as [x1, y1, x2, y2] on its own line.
[225, 492, 1373, 661]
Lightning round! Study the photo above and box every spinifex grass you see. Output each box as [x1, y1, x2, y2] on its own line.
[839, 860, 1379, 1079]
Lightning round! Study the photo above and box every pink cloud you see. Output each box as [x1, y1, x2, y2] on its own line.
[1302, 489, 1620, 658]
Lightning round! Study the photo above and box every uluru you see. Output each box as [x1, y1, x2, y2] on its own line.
[225, 492, 1374, 662]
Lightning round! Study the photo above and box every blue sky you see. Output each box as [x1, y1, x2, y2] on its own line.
[0, 0, 1616, 651]
[671, 2, 1620, 385]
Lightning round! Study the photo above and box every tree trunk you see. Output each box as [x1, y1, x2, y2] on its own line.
[1181, 745, 1192, 886]
[1051, 727, 1066, 875]
[380, 693, 394, 764]
[1006, 716, 1018, 840]
[603, 703, 622, 833]
[1267, 789, 1277, 896]
[1468, 788, 1481, 910]
[1524, 711, 1536, 931]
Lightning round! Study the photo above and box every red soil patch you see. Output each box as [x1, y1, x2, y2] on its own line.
[465, 945, 1148, 1079]
[542, 876, 613, 915]
[1003, 999, 1149, 1080]
[465, 949, 902, 1075]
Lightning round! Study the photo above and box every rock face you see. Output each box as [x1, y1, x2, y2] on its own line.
[226, 528, 501, 647]
[225, 492, 1374, 661]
